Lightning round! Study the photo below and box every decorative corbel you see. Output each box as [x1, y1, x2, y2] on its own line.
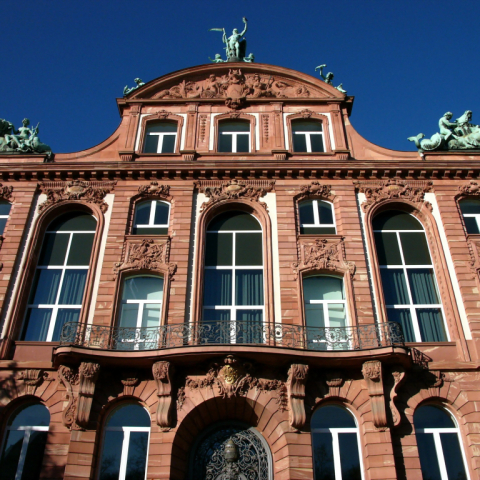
[153, 361, 175, 430]
[287, 364, 309, 430]
[390, 367, 406, 427]
[362, 360, 387, 429]
[57, 365, 80, 430]
[121, 370, 139, 396]
[75, 362, 100, 429]
[325, 371, 344, 398]
[18, 369, 44, 396]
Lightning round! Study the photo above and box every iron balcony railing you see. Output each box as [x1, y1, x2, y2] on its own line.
[59, 320, 404, 352]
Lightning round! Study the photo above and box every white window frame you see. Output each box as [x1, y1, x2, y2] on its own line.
[134, 200, 170, 232]
[145, 131, 177, 153]
[461, 209, 480, 234]
[300, 200, 336, 233]
[293, 128, 324, 153]
[0, 201, 11, 236]
[219, 130, 251, 153]
[374, 225, 449, 342]
[24, 227, 95, 342]
[203, 226, 264, 343]
[1, 418, 49, 480]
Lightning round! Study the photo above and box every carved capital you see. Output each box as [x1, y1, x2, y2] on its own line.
[362, 361, 387, 429]
[287, 364, 309, 430]
[153, 361, 175, 429]
[137, 182, 170, 197]
[390, 368, 406, 427]
[76, 362, 100, 429]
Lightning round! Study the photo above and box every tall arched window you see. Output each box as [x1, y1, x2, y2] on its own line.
[459, 199, 480, 234]
[0, 200, 12, 236]
[291, 119, 324, 153]
[203, 211, 264, 343]
[373, 210, 447, 343]
[143, 121, 177, 153]
[0, 403, 50, 480]
[414, 405, 469, 480]
[98, 403, 150, 480]
[132, 200, 170, 235]
[22, 212, 97, 341]
[218, 120, 250, 153]
[311, 405, 363, 480]
[299, 200, 336, 234]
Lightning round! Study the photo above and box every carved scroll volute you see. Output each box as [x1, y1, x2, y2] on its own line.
[153, 361, 175, 430]
[75, 362, 100, 429]
[57, 365, 80, 430]
[390, 368, 406, 427]
[362, 360, 387, 429]
[287, 364, 309, 430]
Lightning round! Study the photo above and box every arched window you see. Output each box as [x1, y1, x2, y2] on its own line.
[218, 120, 250, 153]
[98, 403, 150, 480]
[373, 210, 447, 343]
[117, 276, 164, 350]
[132, 200, 170, 235]
[304, 276, 347, 350]
[22, 212, 97, 341]
[299, 200, 336, 234]
[292, 119, 324, 153]
[459, 199, 480, 234]
[311, 405, 363, 480]
[414, 405, 469, 480]
[0, 403, 50, 480]
[143, 121, 177, 153]
[203, 211, 264, 343]
[0, 201, 12, 236]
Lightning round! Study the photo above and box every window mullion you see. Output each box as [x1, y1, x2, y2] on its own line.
[119, 429, 131, 480]
[305, 133, 312, 153]
[157, 133, 164, 153]
[136, 301, 144, 329]
[149, 201, 156, 226]
[14, 429, 31, 480]
[432, 431, 449, 480]
[312, 200, 320, 226]
[232, 133, 237, 153]
[331, 430, 343, 480]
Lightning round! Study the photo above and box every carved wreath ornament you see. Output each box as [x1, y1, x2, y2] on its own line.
[137, 181, 170, 197]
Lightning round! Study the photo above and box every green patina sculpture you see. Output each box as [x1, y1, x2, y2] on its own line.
[315, 64, 347, 94]
[123, 78, 145, 96]
[409, 110, 480, 152]
[209, 54, 226, 63]
[209, 17, 253, 63]
[0, 118, 52, 156]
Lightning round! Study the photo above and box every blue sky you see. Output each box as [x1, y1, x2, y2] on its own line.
[2, 0, 479, 153]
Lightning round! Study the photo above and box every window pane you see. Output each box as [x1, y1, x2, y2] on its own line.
[161, 134, 176, 153]
[408, 269, 439, 304]
[310, 134, 325, 153]
[440, 433, 468, 480]
[235, 270, 264, 306]
[416, 433, 442, 480]
[108, 404, 150, 427]
[122, 277, 163, 301]
[235, 232, 262, 266]
[203, 309, 231, 321]
[49, 212, 96, 232]
[312, 405, 356, 428]
[59, 270, 87, 304]
[372, 211, 423, 230]
[208, 212, 261, 231]
[125, 432, 148, 480]
[304, 276, 344, 301]
[387, 308, 415, 342]
[38, 233, 69, 266]
[236, 134, 249, 152]
[52, 309, 80, 341]
[317, 202, 333, 224]
[142, 304, 162, 328]
[99, 430, 123, 480]
[147, 122, 177, 133]
[205, 232, 233, 266]
[144, 133, 159, 153]
[327, 304, 346, 328]
[299, 201, 315, 225]
[22, 308, 52, 341]
[463, 216, 479, 234]
[21, 431, 48, 480]
[204, 270, 232, 306]
[0, 202, 12, 216]
[29, 269, 62, 305]
[10, 404, 50, 427]
[134, 202, 151, 226]
[219, 134, 233, 152]
[292, 120, 323, 132]
[312, 432, 335, 480]
[67, 233, 94, 266]
[134, 226, 168, 235]
[374, 232, 402, 265]
[219, 121, 249, 132]
[154, 202, 169, 225]
[293, 133, 307, 152]
[119, 304, 139, 328]
[400, 232, 431, 265]
[459, 199, 480, 214]
[237, 310, 263, 322]
[0, 430, 24, 480]
[414, 406, 455, 429]
[380, 270, 409, 305]
[0, 218, 8, 235]
[305, 304, 325, 328]
[417, 309, 447, 342]
[338, 433, 361, 480]
[301, 226, 337, 234]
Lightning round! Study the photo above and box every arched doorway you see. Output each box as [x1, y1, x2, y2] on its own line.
[189, 421, 272, 480]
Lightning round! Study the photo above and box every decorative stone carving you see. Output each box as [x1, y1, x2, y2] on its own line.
[114, 238, 176, 277]
[293, 238, 355, 279]
[325, 371, 344, 398]
[57, 365, 80, 430]
[390, 368, 406, 427]
[458, 180, 480, 196]
[355, 179, 432, 212]
[121, 371, 139, 396]
[299, 108, 313, 119]
[286, 364, 309, 430]
[137, 182, 170, 197]
[17, 369, 46, 396]
[209, 17, 250, 63]
[467, 238, 480, 281]
[39, 180, 115, 213]
[153, 361, 175, 430]
[0, 118, 52, 156]
[362, 360, 387, 429]
[0, 183, 13, 201]
[296, 181, 332, 202]
[176, 386, 186, 410]
[76, 362, 100, 429]
[196, 179, 274, 212]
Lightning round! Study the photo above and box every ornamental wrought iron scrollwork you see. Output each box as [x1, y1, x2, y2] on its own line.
[192, 426, 270, 480]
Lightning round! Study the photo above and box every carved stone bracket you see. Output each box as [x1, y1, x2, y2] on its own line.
[287, 364, 309, 430]
[293, 238, 355, 280]
[0, 184, 13, 201]
[137, 182, 170, 197]
[195, 179, 274, 212]
[121, 371, 139, 396]
[76, 362, 100, 429]
[296, 182, 332, 202]
[153, 361, 175, 430]
[362, 360, 388, 430]
[57, 365, 80, 430]
[355, 179, 432, 212]
[325, 371, 344, 398]
[17, 369, 50, 396]
[390, 367, 406, 427]
[39, 180, 115, 213]
[114, 238, 176, 277]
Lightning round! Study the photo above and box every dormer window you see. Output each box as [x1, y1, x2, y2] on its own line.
[143, 121, 177, 154]
[292, 120, 324, 153]
[218, 121, 250, 153]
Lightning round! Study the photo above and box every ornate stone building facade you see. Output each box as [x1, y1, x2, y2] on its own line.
[0, 61, 478, 480]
